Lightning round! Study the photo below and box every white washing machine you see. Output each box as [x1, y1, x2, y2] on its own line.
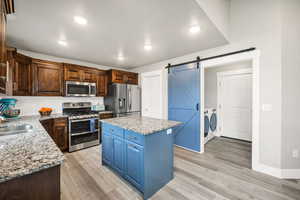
[204, 108, 217, 144]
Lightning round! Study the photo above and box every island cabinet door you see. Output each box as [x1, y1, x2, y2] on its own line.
[112, 136, 124, 174]
[102, 132, 113, 165]
[124, 140, 144, 190]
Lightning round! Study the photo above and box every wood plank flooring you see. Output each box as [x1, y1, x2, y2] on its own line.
[61, 137, 300, 200]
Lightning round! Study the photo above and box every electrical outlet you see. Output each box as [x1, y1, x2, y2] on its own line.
[292, 149, 299, 158]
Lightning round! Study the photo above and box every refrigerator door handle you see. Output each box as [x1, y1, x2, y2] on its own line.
[129, 88, 132, 111]
[119, 98, 123, 108]
[123, 98, 126, 110]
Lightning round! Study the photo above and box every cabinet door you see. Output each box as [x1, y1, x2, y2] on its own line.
[33, 60, 63, 96]
[40, 119, 53, 135]
[127, 72, 138, 85]
[97, 73, 107, 96]
[111, 70, 124, 83]
[125, 141, 143, 189]
[113, 136, 124, 174]
[102, 132, 113, 165]
[53, 118, 68, 151]
[64, 64, 82, 81]
[0, 1, 6, 64]
[82, 69, 97, 82]
[13, 54, 32, 96]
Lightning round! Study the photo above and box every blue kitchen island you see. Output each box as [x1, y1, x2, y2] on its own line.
[101, 116, 181, 199]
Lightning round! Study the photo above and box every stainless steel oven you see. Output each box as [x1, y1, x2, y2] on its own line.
[65, 81, 96, 97]
[69, 117, 99, 152]
[63, 102, 100, 152]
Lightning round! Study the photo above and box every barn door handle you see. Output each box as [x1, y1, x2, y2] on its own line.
[196, 103, 199, 111]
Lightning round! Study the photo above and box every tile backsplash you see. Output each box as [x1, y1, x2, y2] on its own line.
[1, 96, 104, 116]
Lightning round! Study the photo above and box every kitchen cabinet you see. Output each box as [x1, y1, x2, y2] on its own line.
[113, 136, 125, 174]
[32, 59, 63, 96]
[102, 132, 113, 165]
[101, 122, 174, 199]
[64, 63, 98, 83]
[0, 0, 6, 65]
[53, 118, 68, 151]
[108, 69, 138, 85]
[11, 52, 32, 96]
[124, 140, 143, 189]
[82, 68, 98, 82]
[64, 64, 82, 82]
[99, 113, 113, 119]
[0, 165, 60, 200]
[97, 71, 108, 96]
[41, 118, 68, 152]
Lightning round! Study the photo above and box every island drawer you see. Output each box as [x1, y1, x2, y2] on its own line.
[102, 123, 124, 138]
[125, 130, 144, 146]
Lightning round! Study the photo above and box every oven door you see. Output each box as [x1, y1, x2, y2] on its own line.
[66, 81, 90, 97]
[69, 118, 99, 151]
[69, 118, 98, 135]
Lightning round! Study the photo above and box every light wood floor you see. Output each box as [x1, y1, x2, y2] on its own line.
[61, 137, 300, 200]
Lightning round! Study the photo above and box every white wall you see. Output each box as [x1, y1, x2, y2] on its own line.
[133, 0, 283, 169]
[281, 0, 300, 170]
[0, 96, 104, 116]
[195, 0, 230, 40]
[204, 60, 251, 108]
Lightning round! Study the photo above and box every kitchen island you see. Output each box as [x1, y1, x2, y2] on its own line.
[101, 116, 181, 199]
[0, 115, 65, 200]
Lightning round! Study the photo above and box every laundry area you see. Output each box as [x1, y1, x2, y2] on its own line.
[204, 60, 253, 144]
[167, 48, 257, 171]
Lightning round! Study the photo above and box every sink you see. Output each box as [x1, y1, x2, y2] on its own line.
[0, 124, 33, 136]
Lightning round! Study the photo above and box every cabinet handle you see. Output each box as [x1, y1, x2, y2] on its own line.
[129, 144, 137, 149]
[128, 136, 137, 140]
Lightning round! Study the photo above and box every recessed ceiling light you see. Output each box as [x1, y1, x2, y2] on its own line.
[144, 44, 152, 51]
[118, 55, 124, 61]
[74, 16, 87, 25]
[189, 25, 200, 34]
[58, 40, 67, 46]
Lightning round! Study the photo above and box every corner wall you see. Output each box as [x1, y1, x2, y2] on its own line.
[133, 0, 283, 170]
[281, 0, 300, 170]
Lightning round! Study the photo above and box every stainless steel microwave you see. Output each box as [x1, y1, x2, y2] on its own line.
[65, 81, 96, 97]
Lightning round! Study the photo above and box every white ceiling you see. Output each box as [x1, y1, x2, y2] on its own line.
[7, 0, 228, 68]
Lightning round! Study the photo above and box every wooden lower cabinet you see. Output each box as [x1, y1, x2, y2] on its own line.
[32, 59, 63, 96]
[41, 118, 68, 152]
[0, 165, 61, 200]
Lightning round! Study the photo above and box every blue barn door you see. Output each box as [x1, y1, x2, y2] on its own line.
[168, 63, 201, 152]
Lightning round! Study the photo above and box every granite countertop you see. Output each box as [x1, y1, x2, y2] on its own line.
[101, 116, 181, 135]
[0, 115, 65, 183]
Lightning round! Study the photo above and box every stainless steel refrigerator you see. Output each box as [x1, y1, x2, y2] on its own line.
[104, 83, 141, 117]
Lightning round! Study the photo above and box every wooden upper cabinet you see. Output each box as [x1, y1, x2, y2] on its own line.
[97, 70, 107, 96]
[64, 63, 98, 83]
[11, 53, 32, 96]
[0, 0, 6, 65]
[108, 69, 138, 85]
[32, 59, 63, 96]
[64, 64, 81, 82]
[82, 68, 98, 82]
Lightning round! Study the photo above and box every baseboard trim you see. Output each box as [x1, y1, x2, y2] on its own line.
[253, 163, 282, 178]
[253, 163, 300, 179]
[281, 169, 300, 179]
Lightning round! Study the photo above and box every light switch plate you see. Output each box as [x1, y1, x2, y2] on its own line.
[167, 129, 172, 135]
[262, 104, 273, 111]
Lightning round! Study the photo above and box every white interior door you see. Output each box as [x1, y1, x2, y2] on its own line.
[141, 70, 163, 119]
[218, 70, 252, 141]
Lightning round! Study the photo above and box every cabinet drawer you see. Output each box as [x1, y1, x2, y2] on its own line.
[102, 123, 124, 138]
[125, 130, 144, 146]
